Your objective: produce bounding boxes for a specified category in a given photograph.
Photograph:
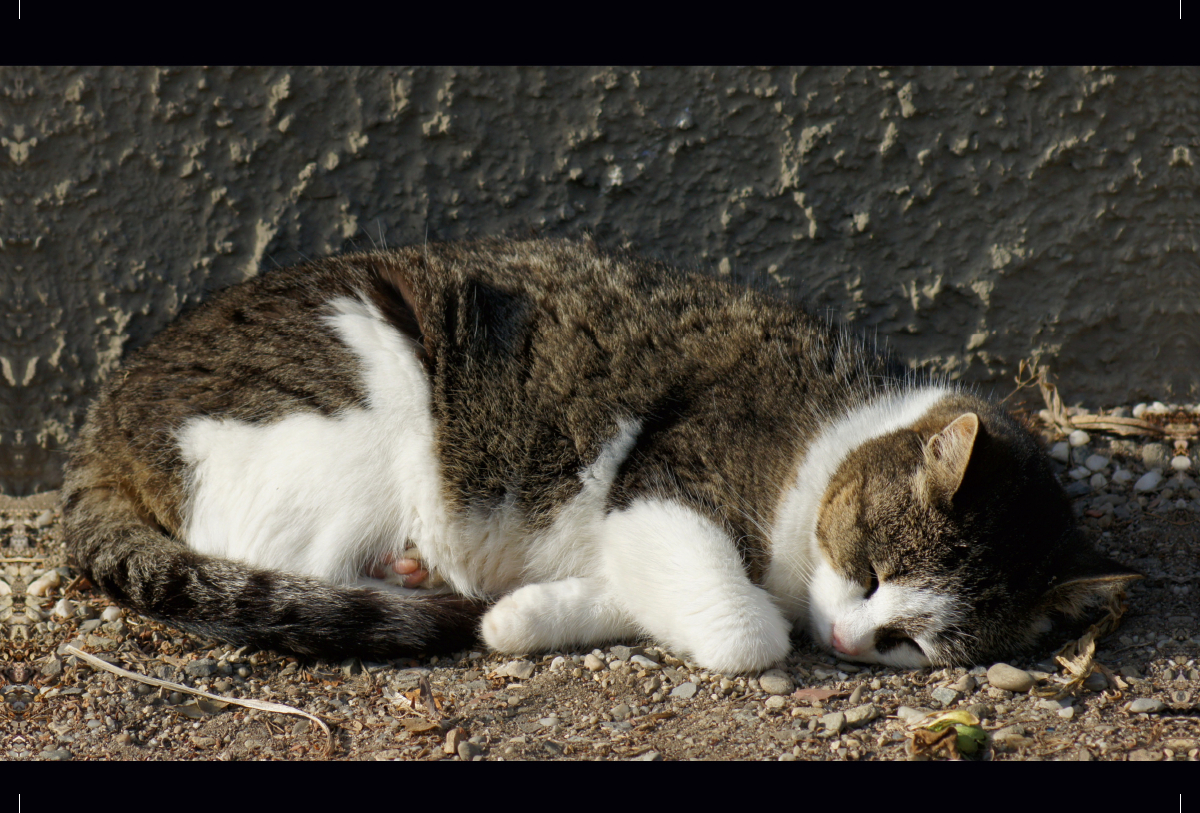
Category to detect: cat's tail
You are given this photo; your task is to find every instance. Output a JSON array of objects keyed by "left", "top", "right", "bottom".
[{"left": 61, "top": 480, "right": 488, "bottom": 661}]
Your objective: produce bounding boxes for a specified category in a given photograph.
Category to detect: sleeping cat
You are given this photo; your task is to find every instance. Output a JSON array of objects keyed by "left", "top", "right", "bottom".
[{"left": 62, "top": 238, "right": 1138, "bottom": 673}]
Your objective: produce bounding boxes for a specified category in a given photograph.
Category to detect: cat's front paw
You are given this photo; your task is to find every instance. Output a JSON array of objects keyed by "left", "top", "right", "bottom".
[
  {"left": 480, "top": 587, "right": 546, "bottom": 653},
  {"left": 678, "top": 590, "right": 792, "bottom": 674}
]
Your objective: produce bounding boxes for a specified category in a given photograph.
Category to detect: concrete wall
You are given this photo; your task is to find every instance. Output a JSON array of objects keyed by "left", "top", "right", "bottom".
[{"left": 2, "top": 66, "right": 1197, "bottom": 494}]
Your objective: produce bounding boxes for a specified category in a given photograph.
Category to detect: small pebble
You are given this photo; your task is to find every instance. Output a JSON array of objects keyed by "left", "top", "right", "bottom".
[
  {"left": 501, "top": 660, "right": 535, "bottom": 680},
  {"left": 630, "top": 654, "right": 660, "bottom": 670},
  {"left": 1049, "top": 442, "right": 1071, "bottom": 463},
  {"left": 1142, "top": 443, "right": 1168, "bottom": 468},
  {"left": 1111, "top": 469, "right": 1133, "bottom": 484},
  {"left": 100, "top": 606, "right": 123, "bottom": 623},
  {"left": 1171, "top": 456, "right": 1192, "bottom": 472},
  {"left": 1132, "top": 402, "right": 1148, "bottom": 417},
  {"left": 895, "top": 706, "right": 933, "bottom": 723},
  {"left": 1134, "top": 470, "right": 1163, "bottom": 492},
  {"left": 1084, "top": 454, "right": 1110, "bottom": 472},
  {"left": 1068, "top": 430, "right": 1090, "bottom": 447},
  {"left": 51, "top": 598, "right": 75, "bottom": 620},
  {"left": 1089, "top": 473, "right": 1108, "bottom": 489},
  {"left": 952, "top": 675, "right": 977, "bottom": 693},
  {"left": 549, "top": 656, "right": 567, "bottom": 672},
  {"left": 1083, "top": 672, "right": 1108, "bottom": 692},
  {"left": 630, "top": 750, "right": 662, "bottom": 761},
  {"left": 1057, "top": 706, "right": 1075, "bottom": 720},
  {"left": 458, "top": 741, "right": 482, "bottom": 760},
  {"left": 610, "top": 645, "right": 635, "bottom": 661},
  {"left": 26, "top": 571, "right": 61, "bottom": 598},
  {"left": 184, "top": 659, "right": 218, "bottom": 678},
  {"left": 764, "top": 695, "right": 787, "bottom": 710},
  {"left": 1068, "top": 466, "right": 1091, "bottom": 480},
  {"left": 583, "top": 654, "right": 606, "bottom": 672},
  {"left": 444, "top": 727, "right": 467, "bottom": 754},
  {"left": 987, "top": 663, "right": 1035, "bottom": 693},
  {"left": 1128, "top": 698, "right": 1166, "bottom": 714},
  {"left": 670, "top": 682, "right": 698, "bottom": 700},
  {"left": 844, "top": 704, "right": 877, "bottom": 728},
  {"left": 820, "top": 711, "right": 846, "bottom": 733},
  {"left": 930, "top": 687, "right": 960, "bottom": 706},
  {"left": 611, "top": 704, "right": 632, "bottom": 720},
  {"left": 758, "top": 669, "right": 794, "bottom": 696},
  {"left": 847, "top": 685, "right": 865, "bottom": 705}
]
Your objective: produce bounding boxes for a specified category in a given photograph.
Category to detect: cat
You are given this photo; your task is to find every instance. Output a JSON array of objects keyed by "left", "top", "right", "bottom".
[{"left": 62, "top": 237, "right": 1139, "bottom": 674}]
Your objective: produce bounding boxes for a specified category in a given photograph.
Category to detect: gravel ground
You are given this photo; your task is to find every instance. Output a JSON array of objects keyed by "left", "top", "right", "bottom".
[{"left": 2, "top": 403, "right": 1197, "bottom": 761}]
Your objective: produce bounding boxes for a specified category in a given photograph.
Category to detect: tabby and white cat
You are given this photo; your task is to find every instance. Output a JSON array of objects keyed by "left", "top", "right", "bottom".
[{"left": 63, "top": 238, "right": 1138, "bottom": 673}]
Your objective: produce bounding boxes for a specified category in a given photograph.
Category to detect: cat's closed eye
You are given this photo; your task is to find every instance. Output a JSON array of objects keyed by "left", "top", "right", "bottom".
[
  {"left": 863, "top": 564, "right": 880, "bottom": 599},
  {"left": 874, "top": 627, "right": 922, "bottom": 655}
]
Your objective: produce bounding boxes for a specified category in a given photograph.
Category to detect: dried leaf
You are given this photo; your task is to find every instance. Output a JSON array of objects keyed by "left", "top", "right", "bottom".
[
  {"left": 171, "top": 697, "right": 228, "bottom": 719},
  {"left": 791, "top": 688, "right": 847, "bottom": 702},
  {"left": 401, "top": 718, "right": 440, "bottom": 733},
  {"left": 909, "top": 726, "right": 960, "bottom": 760},
  {"left": 909, "top": 710, "right": 981, "bottom": 731}
]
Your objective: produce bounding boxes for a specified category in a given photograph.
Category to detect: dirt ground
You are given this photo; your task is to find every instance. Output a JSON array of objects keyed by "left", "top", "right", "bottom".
[{"left": 2, "top": 411, "right": 1197, "bottom": 762}]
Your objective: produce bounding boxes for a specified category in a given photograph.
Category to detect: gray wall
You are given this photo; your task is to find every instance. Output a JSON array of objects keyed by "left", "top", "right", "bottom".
[{"left": 2, "top": 66, "right": 1197, "bottom": 495}]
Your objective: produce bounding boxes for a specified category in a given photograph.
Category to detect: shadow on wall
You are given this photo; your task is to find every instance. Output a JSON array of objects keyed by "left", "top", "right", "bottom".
[{"left": 1, "top": 66, "right": 1198, "bottom": 495}]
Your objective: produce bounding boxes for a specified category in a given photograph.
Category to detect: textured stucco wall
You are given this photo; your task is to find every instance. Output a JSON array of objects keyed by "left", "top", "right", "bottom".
[{"left": 2, "top": 66, "right": 1198, "bottom": 494}]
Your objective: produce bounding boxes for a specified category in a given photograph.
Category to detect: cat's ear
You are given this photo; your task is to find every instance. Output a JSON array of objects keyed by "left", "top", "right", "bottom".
[
  {"left": 918, "top": 412, "right": 979, "bottom": 505},
  {"left": 1037, "top": 548, "right": 1142, "bottom": 618},
  {"left": 365, "top": 259, "right": 432, "bottom": 364}
]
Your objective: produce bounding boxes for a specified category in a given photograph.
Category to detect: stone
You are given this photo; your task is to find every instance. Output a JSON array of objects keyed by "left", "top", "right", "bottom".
[
  {"left": 670, "top": 682, "right": 698, "bottom": 700},
  {"left": 1082, "top": 671, "right": 1108, "bottom": 692},
  {"left": 1134, "top": 470, "right": 1162, "bottom": 492},
  {"left": 1142, "top": 443, "right": 1168, "bottom": 468},
  {"left": 895, "top": 706, "right": 933, "bottom": 723},
  {"left": 1089, "top": 473, "right": 1108, "bottom": 489},
  {"left": 1068, "top": 466, "right": 1092, "bottom": 480},
  {"left": 764, "top": 695, "right": 786, "bottom": 710},
  {"left": 758, "top": 669, "right": 794, "bottom": 696},
  {"left": 1068, "top": 430, "right": 1090, "bottom": 447},
  {"left": 539, "top": 716, "right": 560, "bottom": 727},
  {"left": 630, "top": 654, "right": 660, "bottom": 670},
  {"left": 1171, "top": 456, "right": 1192, "bottom": 472},
  {"left": 611, "top": 704, "right": 632, "bottom": 720},
  {"left": 1049, "top": 442, "right": 1071, "bottom": 463},
  {"left": 1084, "top": 454, "right": 1110, "bottom": 472},
  {"left": 583, "top": 654, "right": 606, "bottom": 671},
  {"left": 41, "top": 749, "right": 73, "bottom": 761},
  {"left": 611, "top": 645, "right": 637, "bottom": 661},
  {"left": 101, "top": 606, "right": 123, "bottom": 623},
  {"left": 1111, "top": 468, "right": 1133, "bottom": 484},
  {"left": 630, "top": 750, "right": 662, "bottom": 761},
  {"left": 549, "top": 656, "right": 567, "bottom": 671},
  {"left": 847, "top": 685, "right": 865, "bottom": 705},
  {"left": 1128, "top": 749, "right": 1162, "bottom": 761},
  {"left": 26, "top": 571, "right": 60, "bottom": 597},
  {"left": 444, "top": 727, "right": 467, "bottom": 754},
  {"left": 501, "top": 660, "right": 535, "bottom": 680},
  {"left": 964, "top": 703, "right": 994, "bottom": 720},
  {"left": 930, "top": 687, "right": 960, "bottom": 706},
  {"left": 844, "top": 704, "right": 877, "bottom": 728},
  {"left": 184, "top": 658, "right": 218, "bottom": 678},
  {"left": 1128, "top": 697, "right": 1166, "bottom": 714},
  {"left": 1057, "top": 706, "right": 1075, "bottom": 720},
  {"left": 458, "top": 741, "right": 483, "bottom": 760},
  {"left": 952, "top": 675, "right": 977, "bottom": 693},
  {"left": 51, "top": 598, "right": 75, "bottom": 620},
  {"left": 820, "top": 711, "right": 846, "bottom": 734},
  {"left": 1064, "top": 481, "right": 1091, "bottom": 498},
  {"left": 987, "top": 663, "right": 1034, "bottom": 693}
]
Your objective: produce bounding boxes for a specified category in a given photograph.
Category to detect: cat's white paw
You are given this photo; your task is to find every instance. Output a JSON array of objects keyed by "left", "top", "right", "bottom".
[
  {"left": 675, "top": 588, "right": 792, "bottom": 674},
  {"left": 481, "top": 586, "right": 549, "bottom": 653}
]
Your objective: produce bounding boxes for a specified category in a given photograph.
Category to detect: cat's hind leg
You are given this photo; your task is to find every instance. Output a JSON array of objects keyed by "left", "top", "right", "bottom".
[
  {"left": 481, "top": 577, "right": 639, "bottom": 654},
  {"left": 599, "top": 499, "right": 791, "bottom": 674}
]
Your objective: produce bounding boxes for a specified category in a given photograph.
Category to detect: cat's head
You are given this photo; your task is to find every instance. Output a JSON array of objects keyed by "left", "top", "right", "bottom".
[{"left": 806, "top": 395, "right": 1140, "bottom": 667}]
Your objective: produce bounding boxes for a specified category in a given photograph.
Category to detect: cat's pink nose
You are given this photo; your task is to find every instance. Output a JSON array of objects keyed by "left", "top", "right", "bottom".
[{"left": 831, "top": 625, "right": 859, "bottom": 656}]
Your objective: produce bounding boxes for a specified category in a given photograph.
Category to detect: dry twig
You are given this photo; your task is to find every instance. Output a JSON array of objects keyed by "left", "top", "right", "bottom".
[{"left": 64, "top": 646, "right": 334, "bottom": 754}]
